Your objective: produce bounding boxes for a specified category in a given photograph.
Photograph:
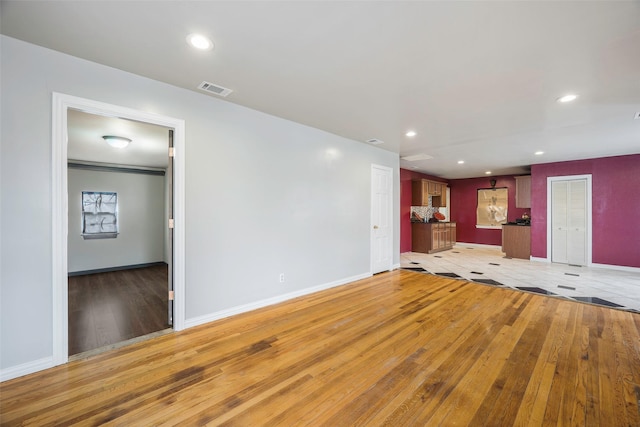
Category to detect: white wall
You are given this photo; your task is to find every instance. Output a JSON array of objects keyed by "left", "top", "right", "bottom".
[
  {"left": 67, "top": 168, "right": 166, "bottom": 273},
  {"left": 0, "top": 36, "right": 399, "bottom": 374}
]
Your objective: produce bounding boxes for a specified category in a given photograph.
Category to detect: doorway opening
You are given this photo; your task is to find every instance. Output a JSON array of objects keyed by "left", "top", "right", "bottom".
[
  {"left": 66, "top": 110, "right": 173, "bottom": 356},
  {"left": 52, "top": 93, "right": 185, "bottom": 366}
]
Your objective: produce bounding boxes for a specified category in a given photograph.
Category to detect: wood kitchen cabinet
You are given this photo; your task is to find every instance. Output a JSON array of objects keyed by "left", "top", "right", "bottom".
[
  {"left": 411, "top": 180, "right": 429, "bottom": 206},
  {"left": 412, "top": 222, "right": 456, "bottom": 254},
  {"left": 515, "top": 175, "right": 531, "bottom": 208},
  {"left": 502, "top": 224, "right": 531, "bottom": 259},
  {"left": 412, "top": 179, "right": 448, "bottom": 207},
  {"left": 428, "top": 181, "right": 442, "bottom": 196}
]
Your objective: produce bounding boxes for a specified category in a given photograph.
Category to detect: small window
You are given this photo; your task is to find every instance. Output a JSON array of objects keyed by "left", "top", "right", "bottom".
[{"left": 82, "top": 191, "right": 118, "bottom": 239}]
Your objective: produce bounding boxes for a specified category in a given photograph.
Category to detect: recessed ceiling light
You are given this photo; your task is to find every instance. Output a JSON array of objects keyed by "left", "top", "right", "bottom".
[
  {"left": 102, "top": 135, "right": 131, "bottom": 149},
  {"left": 187, "top": 33, "right": 214, "bottom": 50},
  {"left": 535, "top": 151, "right": 544, "bottom": 155},
  {"left": 457, "top": 160, "right": 465, "bottom": 164},
  {"left": 405, "top": 130, "right": 417, "bottom": 137},
  {"left": 557, "top": 94, "right": 578, "bottom": 103},
  {"left": 485, "top": 171, "right": 492, "bottom": 175}
]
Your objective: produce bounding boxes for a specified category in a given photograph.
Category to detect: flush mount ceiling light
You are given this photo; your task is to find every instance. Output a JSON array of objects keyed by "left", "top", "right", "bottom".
[
  {"left": 535, "top": 151, "right": 544, "bottom": 155},
  {"left": 102, "top": 135, "right": 131, "bottom": 149},
  {"left": 187, "top": 33, "right": 214, "bottom": 50},
  {"left": 485, "top": 171, "right": 492, "bottom": 175},
  {"left": 457, "top": 160, "right": 465, "bottom": 164},
  {"left": 405, "top": 130, "right": 417, "bottom": 137},
  {"left": 557, "top": 94, "right": 578, "bottom": 103}
]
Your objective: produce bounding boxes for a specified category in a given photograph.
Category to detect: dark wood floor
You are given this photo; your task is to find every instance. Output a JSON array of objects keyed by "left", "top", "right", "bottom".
[
  {"left": 3, "top": 270, "right": 639, "bottom": 425},
  {"left": 68, "top": 264, "right": 170, "bottom": 355}
]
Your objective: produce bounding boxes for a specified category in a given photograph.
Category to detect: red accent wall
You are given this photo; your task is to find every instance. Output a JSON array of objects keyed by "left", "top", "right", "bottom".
[
  {"left": 449, "top": 176, "right": 529, "bottom": 246},
  {"left": 530, "top": 154, "right": 640, "bottom": 268},
  {"left": 400, "top": 169, "right": 448, "bottom": 252}
]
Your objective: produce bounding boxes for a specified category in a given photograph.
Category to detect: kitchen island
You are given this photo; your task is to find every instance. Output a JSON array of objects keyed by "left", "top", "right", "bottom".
[
  {"left": 502, "top": 223, "right": 531, "bottom": 259},
  {"left": 411, "top": 222, "right": 457, "bottom": 254}
]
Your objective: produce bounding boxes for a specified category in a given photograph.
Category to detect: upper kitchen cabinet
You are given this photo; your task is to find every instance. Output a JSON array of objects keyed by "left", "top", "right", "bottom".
[
  {"left": 427, "top": 180, "right": 443, "bottom": 197},
  {"left": 412, "top": 179, "right": 448, "bottom": 207},
  {"left": 515, "top": 175, "right": 531, "bottom": 208}
]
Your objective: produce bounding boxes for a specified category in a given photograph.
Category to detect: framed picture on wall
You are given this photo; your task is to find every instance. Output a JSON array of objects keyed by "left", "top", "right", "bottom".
[
  {"left": 476, "top": 188, "right": 508, "bottom": 229},
  {"left": 81, "top": 191, "right": 118, "bottom": 239}
]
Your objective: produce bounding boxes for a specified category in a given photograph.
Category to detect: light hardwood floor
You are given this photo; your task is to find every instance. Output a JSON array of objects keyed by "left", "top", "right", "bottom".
[{"left": 1, "top": 270, "right": 639, "bottom": 426}]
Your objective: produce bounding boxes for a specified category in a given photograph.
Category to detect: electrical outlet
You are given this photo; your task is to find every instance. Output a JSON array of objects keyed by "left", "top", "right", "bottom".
[{"left": 279, "top": 273, "right": 285, "bottom": 283}]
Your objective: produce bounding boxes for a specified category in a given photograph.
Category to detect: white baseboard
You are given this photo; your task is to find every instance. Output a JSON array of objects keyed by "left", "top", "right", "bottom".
[
  {"left": 1, "top": 356, "right": 54, "bottom": 383},
  {"left": 590, "top": 263, "right": 640, "bottom": 273},
  {"left": 391, "top": 263, "right": 401, "bottom": 270},
  {"left": 530, "top": 257, "right": 638, "bottom": 272},
  {"left": 185, "top": 272, "right": 372, "bottom": 329},
  {"left": 530, "top": 256, "right": 550, "bottom": 263}
]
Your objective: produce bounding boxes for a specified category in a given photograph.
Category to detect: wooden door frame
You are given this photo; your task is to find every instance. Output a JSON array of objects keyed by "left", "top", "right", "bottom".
[
  {"left": 52, "top": 93, "right": 186, "bottom": 366},
  {"left": 546, "top": 174, "right": 592, "bottom": 266}
]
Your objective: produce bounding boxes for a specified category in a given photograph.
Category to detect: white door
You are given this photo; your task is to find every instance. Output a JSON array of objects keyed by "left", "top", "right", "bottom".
[
  {"left": 551, "top": 178, "right": 587, "bottom": 265},
  {"left": 371, "top": 165, "right": 393, "bottom": 274}
]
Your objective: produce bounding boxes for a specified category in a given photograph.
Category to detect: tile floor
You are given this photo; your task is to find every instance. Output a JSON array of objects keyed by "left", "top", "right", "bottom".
[{"left": 401, "top": 245, "right": 640, "bottom": 313}]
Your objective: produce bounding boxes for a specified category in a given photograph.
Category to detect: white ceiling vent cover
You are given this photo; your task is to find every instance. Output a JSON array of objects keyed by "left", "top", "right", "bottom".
[
  {"left": 402, "top": 153, "right": 434, "bottom": 161},
  {"left": 366, "top": 139, "right": 384, "bottom": 145},
  {"left": 198, "top": 81, "right": 233, "bottom": 97}
]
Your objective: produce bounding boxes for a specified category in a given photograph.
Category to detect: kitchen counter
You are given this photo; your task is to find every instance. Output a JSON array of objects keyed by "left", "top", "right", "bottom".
[
  {"left": 502, "top": 224, "right": 531, "bottom": 259},
  {"left": 412, "top": 222, "right": 456, "bottom": 254}
]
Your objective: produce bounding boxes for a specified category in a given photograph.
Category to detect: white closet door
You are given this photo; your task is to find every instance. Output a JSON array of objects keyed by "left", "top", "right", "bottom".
[
  {"left": 567, "top": 179, "right": 587, "bottom": 265},
  {"left": 551, "top": 179, "right": 587, "bottom": 265},
  {"left": 551, "top": 181, "right": 568, "bottom": 264}
]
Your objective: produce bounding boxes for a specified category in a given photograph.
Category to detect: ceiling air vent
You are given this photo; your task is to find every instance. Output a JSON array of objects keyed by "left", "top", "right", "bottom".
[
  {"left": 401, "top": 153, "right": 434, "bottom": 161},
  {"left": 198, "top": 81, "right": 233, "bottom": 97},
  {"left": 366, "top": 139, "right": 384, "bottom": 145}
]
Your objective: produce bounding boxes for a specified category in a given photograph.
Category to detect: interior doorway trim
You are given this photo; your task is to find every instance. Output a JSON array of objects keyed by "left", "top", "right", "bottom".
[
  {"left": 546, "top": 174, "right": 592, "bottom": 266},
  {"left": 52, "top": 93, "right": 186, "bottom": 366}
]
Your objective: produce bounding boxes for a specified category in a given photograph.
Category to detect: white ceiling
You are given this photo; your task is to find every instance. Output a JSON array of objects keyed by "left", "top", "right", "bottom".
[
  {"left": 2, "top": 1, "right": 639, "bottom": 178},
  {"left": 67, "top": 110, "right": 170, "bottom": 169}
]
